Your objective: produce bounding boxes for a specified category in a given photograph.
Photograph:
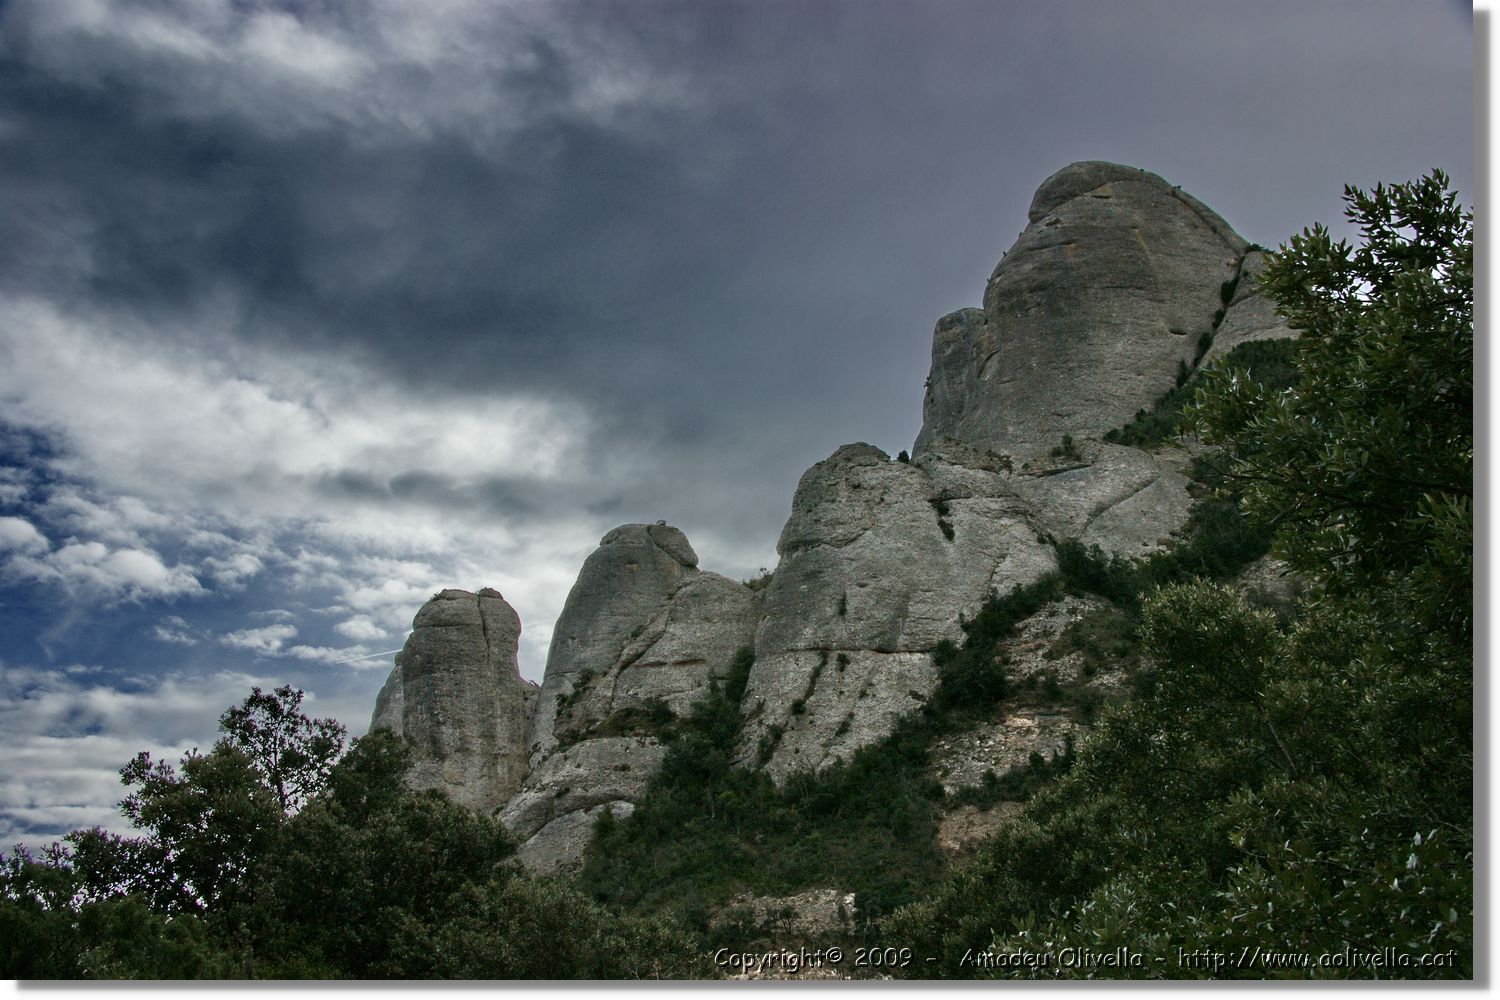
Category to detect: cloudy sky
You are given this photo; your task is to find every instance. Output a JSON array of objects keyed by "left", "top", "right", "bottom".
[{"left": 0, "top": 0, "right": 1472, "bottom": 846}]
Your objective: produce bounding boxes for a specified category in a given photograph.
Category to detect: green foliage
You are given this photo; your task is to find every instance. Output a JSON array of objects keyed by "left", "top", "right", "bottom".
[
  {"left": 945, "top": 744, "right": 1075, "bottom": 810},
  {"left": 1219, "top": 272, "right": 1241, "bottom": 305},
  {"left": 1049, "top": 433, "right": 1081, "bottom": 460},
  {"left": 218, "top": 685, "right": 347, "bottom": 814},
  {"left": 1054, "top": 498, "right": 1273, "bottom": 612},
  {"left": 1195, "top": 327, "right": 1214, "bottom": 363},
  {"left": 1, "top": 690, "right": 705, "bottom": 979},
  {"left": 930, "top": 576, "right": 1063, "bottom": 715},
  {"left": 1190, "top": 170, "right": 1471, "bottom": 651},
  {"left": 583, "top": 572, "right": 1090, "bottom": 941},
  {"left": 582, "top": 699, "right": 677, "bottom": 741},
  {"left": 1046, "top": 606, "right": 1140, "bottom": 675},
  {"left": 1104, "top": 338, "right": 1299, "bottom": 448},
  {"left": 582, "top": 646, "right": 949, "bottom": 934},
  {"left": 885, "top": 584, "right": 1471, "bottom": 979},
  {"left": 931, "top": 498, "right": 955, "bottom": 540}
]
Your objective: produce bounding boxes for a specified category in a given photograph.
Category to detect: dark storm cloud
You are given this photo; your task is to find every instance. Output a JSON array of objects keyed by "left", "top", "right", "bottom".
[
  {"left": 0, "top": 0, "right": 1473, "bottom": 569},
  {"left": 309, "top": 466, "right": 611, "bottom": 522},
  {"left": 0, "top": 0, "right": 1472, "bottom": 848},
  {"left": 0, "top": 1, "right": 1471, "bottom": 433}
]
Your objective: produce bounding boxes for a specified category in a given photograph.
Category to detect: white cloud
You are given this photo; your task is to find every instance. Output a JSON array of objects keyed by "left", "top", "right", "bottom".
[
  {"left": 0, "top": 662, "right": 273, "bottom": 846},
  {"left": 7, "top": 0, "right": 698, "bottom": 146},
  {"left": 7, "top": 539, "right": 203, "bottom": 600},
  {"left": 0, "top": 516, "right": 49, "bottom": 555},
  {"left": 41, "top": 489, "right": 173, "bottom": 548},
  {"left": 0, "top": 298, "right": 583, "bottom": 518},
  {"left": 220, "top": 623, "right": 297, "bottom": 656},
  {"left": 0, "top": 467, "right": 34, "bottom": 506},
  {"left": 285, "top": 644, "right": 397, "bottom": 669},
  {"left": 0, "top": 296, "right": 611, "bottom": 677},
  {"left": 334, "top": 615, "right": 388, "bottom": 642},
  {"left": 204, "top": 551, "right": 264, "bottom": 588},
  {"left": 150, "top": 615, "right": 197, "bottom": 646}
]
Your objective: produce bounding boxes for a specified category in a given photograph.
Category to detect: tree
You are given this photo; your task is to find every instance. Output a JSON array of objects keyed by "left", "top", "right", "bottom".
[
  {"left": 1189, "top": 170, "right": 1472, "bottom": 649},
  {"left": 2, "top": 691, "right": 715, "bottom": 979},
  {"left": 218, "top": 685, "right": 347, "bottom": 814}
]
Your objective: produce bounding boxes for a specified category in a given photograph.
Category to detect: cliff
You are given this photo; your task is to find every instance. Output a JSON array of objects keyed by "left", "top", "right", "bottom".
[{"left": 369, "top": 160, "right": 1294, "bottom": 873}]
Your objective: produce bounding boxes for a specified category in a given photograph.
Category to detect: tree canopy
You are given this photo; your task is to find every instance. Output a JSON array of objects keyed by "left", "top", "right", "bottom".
[
  {"left": 0, "top": 688, "right": 709, "bottom": 979},
  {"left": 1189, "top": 170, "right": 1472, "bottom": 650}
]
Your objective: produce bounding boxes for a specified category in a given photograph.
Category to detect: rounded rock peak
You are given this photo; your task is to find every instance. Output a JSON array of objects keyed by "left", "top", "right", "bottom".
[
  {"left": 826, "top": 442, "right": 891, "bottom": 465},
  {"left": 1026, "top": 160, "right": 1165, "bottom": 224},
  {"left": 599, "top": 522, "right": 699, "bottom": 568},
  {"left": 432, "top": 588, "right": 476, "bottom": 601}
]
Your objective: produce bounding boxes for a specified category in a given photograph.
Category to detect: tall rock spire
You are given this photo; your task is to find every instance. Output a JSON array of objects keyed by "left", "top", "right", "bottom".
[{"left": 370, "top": 587, "right": 531, "bottom": 814}]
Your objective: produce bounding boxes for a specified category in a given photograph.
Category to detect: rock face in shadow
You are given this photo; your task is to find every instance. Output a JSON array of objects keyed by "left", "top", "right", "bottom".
[
  {"left": 915, "top": 161, "right": 1248, "bottom": 464},
  {"left": 500, "top": 522, "right": 761, "bottom": 873},
  {"left": 369, "top": 588, "right": 532, "bottom": 815},
  {"left": 1201, "top": 250, "right": 1296, "bottom": 365}
]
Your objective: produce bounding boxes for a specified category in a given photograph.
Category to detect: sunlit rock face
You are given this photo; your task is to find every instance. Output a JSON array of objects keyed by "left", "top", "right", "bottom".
[
  {"left": 737, "top": 442, "right": 1056, "bottom": 781},
  {"left": 915, "top": 160, "right": 1248, "bottom": 465},
  {"left": 501, "top": 522, "right": 760, "bottom": 873},
  {"left": 370, "top": 161, "right": 1299, "bottom": 843},
  {"left": 370, "top": 587, "right": 532, "bottom": 814}
]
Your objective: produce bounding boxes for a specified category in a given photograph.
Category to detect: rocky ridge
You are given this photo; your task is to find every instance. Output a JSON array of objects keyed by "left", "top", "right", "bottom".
[{"left": 369, "top": 160, "right": 1293, "bottom": 873}]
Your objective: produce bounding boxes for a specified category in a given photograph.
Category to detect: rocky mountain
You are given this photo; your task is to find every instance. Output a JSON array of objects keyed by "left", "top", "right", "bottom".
[{"left": 369, "top": 160, "right": 1294, "bottom": 874}]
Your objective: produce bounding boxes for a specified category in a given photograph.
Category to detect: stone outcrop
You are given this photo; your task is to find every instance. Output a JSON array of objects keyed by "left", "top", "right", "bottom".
[
  {"left": 366, "top": 160, "right": 1298, "bottom": 875},
  {"left": 915, "top": 161, "right": 1248, "bottom": 464},
  {"left": 529, "top": 523, "right": 711, "bottom": 760},
  {"left": 499, "top": 737, "right": 666, "bottom": 875},
  {"left": 736, "top": 442, "right": 1055, "bottom": 780},
  {"left": 369, "top": 588, "right": 531, "bottom": 814},
  {"left": 1011, "top": 441, "right": 1195, "bottom": 557},
  {"left": 1201, "top": 250, "right": 1296, "bottom": 365},
  {"left": 501, "top": 522, "right": 761, "bottom": 871}
]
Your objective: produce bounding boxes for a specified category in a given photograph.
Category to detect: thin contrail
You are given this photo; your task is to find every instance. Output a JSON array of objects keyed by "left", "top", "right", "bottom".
[{"left": 335, "top": 648, "right": 403, "bottom": 664}]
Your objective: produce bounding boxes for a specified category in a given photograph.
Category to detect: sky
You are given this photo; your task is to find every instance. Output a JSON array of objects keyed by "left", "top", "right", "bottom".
[{"left": 0, "top": 0, "right": 1473, "bottom": 847}]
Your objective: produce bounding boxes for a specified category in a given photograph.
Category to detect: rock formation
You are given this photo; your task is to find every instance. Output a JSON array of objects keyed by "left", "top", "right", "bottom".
[
  {"left": 369, "top": 160, "right": 1295, "bottom": 873},
  {"left": 370, "top": 588, "right": 533, "bottom": 814},
  {"left": 1201, "top": 250, "right": 1296, "bottom": 365},
  {"left": 497, "top": 522, "right": 761, "bottom": 873},
  {"left": 915, "top": 161, "right": 1247, "bottom": 463},
  {"left": 735, "top": 442, "right": 1054, "bottom": 780}
]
